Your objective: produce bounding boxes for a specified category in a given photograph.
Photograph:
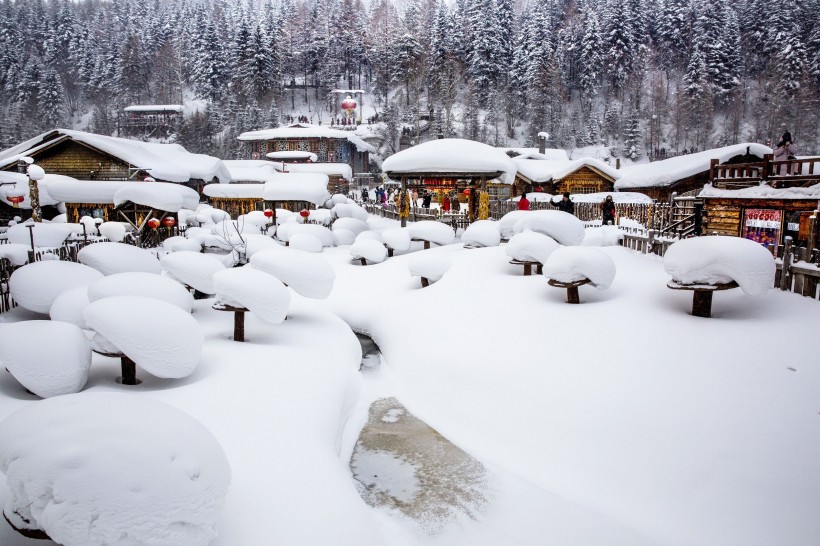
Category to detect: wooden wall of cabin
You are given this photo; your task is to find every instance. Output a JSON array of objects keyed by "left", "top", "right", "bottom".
[
  {"left": 248, "top": 138, "right": 368, "bottom": 174},
  {"left": 8, "top": 141, "right": 131, "bottom": 180},
  {"left": 208, "top": 197, "right": 263, "bottom": 219},
  {"left": 65, "top": 203, "right": 115, "bottom": 223},
  {"left": 555, "top": 167, "right": 615, "bottom": 194},
  {"left": 703, "top": 198, "right": 820, "bottom": 239}
]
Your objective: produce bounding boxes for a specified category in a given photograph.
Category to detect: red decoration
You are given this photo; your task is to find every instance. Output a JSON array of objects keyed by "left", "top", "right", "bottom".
[
  {"left": 341, "top": 97, "right": 357, "bottom": 111},
  {"left": 161, "top": 217, "right": 176, "bottom": 227},
  {"left": 299, "top": 209, "right": 310, "bottom": 218},
  {"left": 147, "top": 218, "right": 161, "bottom": 229},
  {"left": 463, "top": 188, "right": 471, "bottom": 195},
  {"left": 264, "top": 209, "right": 273, "bottom": 218},
  {"left": 6, "top": 195, "right": 24, "bottom": 205}
]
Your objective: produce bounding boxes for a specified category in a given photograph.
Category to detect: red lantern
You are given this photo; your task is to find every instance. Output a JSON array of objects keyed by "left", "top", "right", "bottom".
[
  {"left": 341, "top": 97, "right": 357, "bottom": 111},
  {"left": 463, "top": 188, "right": 471, "bottom": 195},
  {"left": 299, "top": 209, "right": 310, "bottom": 218},
  {"left": 263, "top": 209, "right": 273, "bottom": 218},
  {"left": 147, "top": 218, "right": 160, "bottom": 229},
  {"left": 6, "top": 195, "right": 25, "bottom": 205},
  {"left": 161, "top": 217, "right": 175, "bottom": 228}
]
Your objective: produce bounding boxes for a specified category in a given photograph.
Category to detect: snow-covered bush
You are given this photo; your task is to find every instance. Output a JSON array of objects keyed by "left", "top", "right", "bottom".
[
  {"left": 88, "top": 272, "right": 194, "bottom": 313},
  {"left": 663, "top": 236, "right": 775, "bottom": 295},
  {"left": 505, "top": 231, "right": 560, "bottom": 265},
  {"left": 582, "top": 225, "right": 624, "bottom": 247},
  {"left": 289, "top": 232, "right": 323, "bottom": 253},
  {"left": 543, "top": 247, "right": 616, "bottom": 289},
  {"left": 462, "top": 220, "right": 501, "bottom": 247},
  {"left": 250, "top": 248, "right": 335, "bottom": 299},
  {"left": 161, "top": 251, "right": 226, "bottom": 295},
  {"left": 10, "top": 261, "right": 103, "bottom": 314},
  {"left": 78, "top": 242, "right": 162, "bottom": 275},
  {"left": 512, "top": 211, "right": 585, "bottom": 246},
  {"left": 0, "top": 321, "right": 91, "bottom": 398},
  {"left": 350, "top": 239, "right": 387, "bottom": 265},
  {"left": 408, "top": 221, "right": 455, "bottom": 246},
  {"left": 408, "top": 253, "right": 452, "bottom": 286},
  {"left": 49, "top": 287, "right": 91, "bottom": 329},
  {"left": 0, "top": 392, "right": 231, "bottom": 546},
  {"left": 212, "top": 266, "right": 290, "bottom": 324}
]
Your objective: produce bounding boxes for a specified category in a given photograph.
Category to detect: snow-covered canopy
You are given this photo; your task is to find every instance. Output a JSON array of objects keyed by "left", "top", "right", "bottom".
[
  {"left": 616, "top": 144, "right": 772, "bottom": 189},
  {"left": 462, "top": 220, "right": 501, "bottom": 247},
  {"left": 0, "top": 321, "right": 91, "bottom": 398},
  {"left": 407, "top": 220, "right": 456, "bottom": 245},
  {"left": 663, "top": 236, "right": 775, "bottom": 295},
  {"left": 271, "top": 162, "right": 354, "bottom": 181},
  {"left": 513, "top": 157, "right": 621, "bottom": 184},
  {"left": 543, "top": 247, "right": 617, "bottom": 289},
  {"left": 263, "top": 174, "right": 331, "bottom": 205},
  {"left": 222, "top": 160, "right": 279, "bottom": 184},
  {"left": 204, "top": 183, "right": 265, "bottom": 199},
  {"left": 0, "top": 392, "right": 231, "bottom": 545},
  {"left": 408, "top": 253, "right": 452, "bottom": 283},
  {"left": 84, "top": 296, "right": 203, "bottom": 377},
  {"left": 123, "top": 104, "right": 183, "bottom": 113},
  {"left": 161, "top": 251, "right": 226, "bottom": 294},
  {"left": 0, "top": 171, "right": 63, "bottom": 208},
  {"left": 383, "top": 139, "right": 518, "bottom": 184},
  {"left": 251, "top": 247, "right": 335, "bottom": 299},
  {"left": 9, "top": 261, "right": 103, "bottom": 313},
  {"left": 571, "top": 191, "right": 653, "bottom": 204},
  {"left": 505, "top": 231, "right": 560, "bottom": 264},
  {"left": 498, "top": 210, "right": 531, "bottom": 240},
  {"left": 289, "top": 233, "right": 323, "bottom": 253},
  {"left": 238, "top": 123, "right": 376, "bottom": 154},
  {"left": 78, "top": 242, "right": 162, "bottom": 275},
  {"left": 265, "top": 151, "right": 318, "bottom": 162},
  {"left": 350, "top": 239, "right": 387, "bottom": 263},
  {"left": 382, "top": 228, "right": 411, "bottom": 252},
  {"left": 698, "top": 183, "right": 820, "bottom": 200},
  {"left": 88, "top": 272, "right": 194, "bottom": 313},
  {"left": 332, "top": 202, "right": 369, "bottom": 221},
  {"left": 49, "top": 287, "right": 91, "bottom": 329},
  {"left": 333, "top": 217, "right": 369, "bottom": 235},
  {"left": 213, "top": 266, "right": 291, "bottom": 324},
  {"left": 0, "top": 129, "right": 230, "bottom": 183},
  {"left": 113, "top": 182, "right": 200, "bottom": 212},
  {"left": 512, "top": 210, "right": 586, "bottom": 246},
  {"left": 6, "top": 222, "right": 73, "bottom": 247},
  {"left": 0, "top": 244, "right": 30, "bottom": 266}
]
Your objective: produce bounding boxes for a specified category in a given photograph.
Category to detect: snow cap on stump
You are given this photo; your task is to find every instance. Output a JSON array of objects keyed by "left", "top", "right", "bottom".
[
  {"left": 462, "top": 220, "right": 501, "bottom": 247},
  {"left": 408, "top": 253, "right": 452, "bottom": 283},
  {"left": 350, "top": 239, "right": 387, "bottom": 264},
  {"left": 408, "top": 221, "right": 456, "bottom": 246},
  {"left": 512, "top": 210, "right": 585, "bottom": 246},
  {"left": 543, "top": 247, "right": 616, "bottom": 289},
  {"left": 506, "top": 231, "right": 560, "bottom": 264},
  {"left": 10, "top": 261, "right": 103, "bottom": 314},
  {"left": 251, "top": 248, "right": 335, "bottom": 299},
  {"left": 160, "top": 251, "right": 226, "bottom": 295},
  {"left": 78, "top": 242, "right": 162, "bottom": 276},
  {"left": 212, "top": 266, "right": 290, "bottom": 324},
  {"left": 87, "top": 272, "right": 194, "bottom": 313}
]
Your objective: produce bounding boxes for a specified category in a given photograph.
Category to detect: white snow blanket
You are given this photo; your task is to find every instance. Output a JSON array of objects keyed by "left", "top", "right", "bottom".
[
  {"left": 497, "top": 210, "right": 531, "bottom": 240},
  {"left": 0, "top": 321, "right": 90, "bottom": 398},
  {"left": 84, "top": 296, "right": 203, "bottom": 378},
  {"left": 98, "top": 222, "right": 127, "bottom": 243},
  {"left": 408, "top": 221, "right": 455, "bottom": 246},
  {"left": 462, "top": 220, "right": 501, "bottom": 247},
  {"left": 160, "top": 251, "right": 226, "bottom": 294},
  {"left": 583, "top": 225, "right": 625, "bottom": 247},
  {"left": 383, "top": 139, "right": 517, "bottom": 184},
  {"left": 543, "top": 246, "right": 616, "bottom": 289},
  {"left": 333, "top": 217, "right": 368, "bottom": 235},
  {"left": 0, "top": 392, "right": 230, "bottom": 545},
  {"left": 78, "top": 242, "right": 162, "bottom": 275},
  {"left": 350, "top": 239, "right": 387, "bottom": 263},
  {"left": 505, "top": 231, "right": 560, "bottom": 264},
  {"left": 113, "top": 183, "right": 199, "bottom": 212},
  {"left": 382, "top": 228, "right": 411, "bottom": 252},
  {"left": 263, "top": 174, "right": 331, "bottom": 205},
  {"left": 308, "top": 208, "right": 333, "bottom": 226},
  {"left": 699, "top": 183, "right": 820, "bottom": 200},
  {"left": 663, "top": 236, "right": 775, "bottom": 295},
  {"left": 512, "top": 210, "right": 586, "bottom": 246},
  {"left": 0, "top": 244, "right": 30, "bottom": 266},
  {"left": 9, "top": 261, "right": 103, "bottom": 314},
  {"left": 204, "top": 183, "right": 265, "bottom": 198},
  {"left": 251, "top": 248, "right": 335, "bottom": 299},
  {"left": 332, "top": 203, "right": 369, "bottom": 221},
  {"left": 88, "top": 272, "right": 194, "bottom": 313},
  {"left": 42, "top": 179, "right": 129, "bottom": 205},
  {"left": 277, "top": 223, "right": 334, "bottom": 247},
  {"left": 408, "top": 253, "right": 452, "bottom": 283},
  {"left": 0, "top": 171, "right": 62, "bottom": 208},
  {"left": 5, "top": 222, "right": 72, "bottom": 248},
  {"left": 49, "top": 287, "right": 91, "bottom": 329},
  {"left": 213, "top": 266, "right": 290, "bottom": 324}
]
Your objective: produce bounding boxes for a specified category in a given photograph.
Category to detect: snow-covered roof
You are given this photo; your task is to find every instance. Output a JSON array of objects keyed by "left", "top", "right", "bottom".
[
  {"left": 698, "top": 183, "right": 820, "bottom": 200},
  {"left": 113, "top": 182, "right": 200, "bottom": 212},
  {"left": 262, "top": 174, "right": 331, "bottom": 205},
  {"left": 237, "top": 124, "right": 376, "bottom": 154},
  {"left": 223, "top": 160, "right": 279, "bottom": 183},
  {"left": 204, "top": 183, "right": 265, "bottom": 199},
  {"left": 571, "top": 191, "right": 653, "bottom": 204},
  {"left": 271, "top": 162, "right": 353, "bottom": 181},
  {"left": 502, "top": 147, "right": 569, "bottom": 161},
  {"left": 0, "top": 129, "right": 230, "bottom": 184},
  {"left": 123, "top": 105, "right": 183, "bottom": 113},
  {"left": 615, "top": 144, "right": 772, "bottom": 189},
  {"left": 0, "top": 171, "right": 65, "bottom": 208},
  {"left": 513, "top": 157, "right": 621, "bottom": 184},
  {"left": 266, "top": 151, "right": 318, "bottom": 162},
  {"left": 45, "top": 179, "right": 131, "bottom": 204},
  {"left": 383, "top": 139, "right": 517, "bottom": 184}
]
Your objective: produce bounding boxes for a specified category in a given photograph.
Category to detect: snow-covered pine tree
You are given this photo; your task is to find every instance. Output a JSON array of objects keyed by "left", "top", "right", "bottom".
[
  {"left": 579, "top": 7, "right": 603, "bottom": 103},
  {"left": 38, "top": 67, "right": 66, "bottom": 130},
  {"left": 622, "top": 112, "right": 641, "bottom": 159}
]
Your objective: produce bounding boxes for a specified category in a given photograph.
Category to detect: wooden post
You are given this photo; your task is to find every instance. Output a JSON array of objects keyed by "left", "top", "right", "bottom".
[
  {"left": 566, "top": 285, "right": 580, "bottom": 304},
  {"left": 423, "top": 240, "right": 430, "bottom": 250},
  {"left": 387, "top": 248, "right": 394, "bottom": 257},
  {"left": 120, "top": 355, "right": 139, "bottom": 385},
  {"left": 762, "top": 154, "right": 772, "bottom": 181},
  {"left": 709, "top": 158, "right": 718, "bottom": 183},
  {"left": 692, "top": 290, "right": 713, "bottom": 318},
  {"left": 359, "top": 257, "right": 367, "bottom": 266},
  {"left": 420, "top": 277, "right": 429, "bottom": 287},
  {"left": 807, "top": 212, "right": 818, "bottom": 264},
  {"left": 234, "top": 309, "right": 245, "bottom": 342},
  {"left": 400, "top": 177, "right": 407, "bottom": 228},
  {"left": 523, "top": 263, "right": 532, "bottom": 276},
  {"left": 780, "top": 236, "right": 793, "bottom": 291}
]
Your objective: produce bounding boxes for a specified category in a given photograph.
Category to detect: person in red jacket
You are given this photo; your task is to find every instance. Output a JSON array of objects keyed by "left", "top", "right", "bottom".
[
  {"left": 442, "top": 193, "right": 451, "bottom": 213},
  {"left": 517, "top": 191, "right": 530, "bottom": 211}
]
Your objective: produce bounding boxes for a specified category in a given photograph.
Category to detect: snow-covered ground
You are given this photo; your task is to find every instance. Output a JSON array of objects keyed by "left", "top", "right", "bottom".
[{"left": 0, "top": 229, "right": 819, "bottom": 545}]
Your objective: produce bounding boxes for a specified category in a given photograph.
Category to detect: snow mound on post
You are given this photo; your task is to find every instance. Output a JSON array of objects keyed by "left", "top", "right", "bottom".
[
  {"left": 512, "top": 210, "right": 585, "bottom": 246},
  {"left": 98, "top": 222, "right": 127, "bottom": 242},
  {"left": 663, "top": 236, "right": 775, "bottom": 295},
  {"left": 289, "top": 233, "right": 323, "bottom": 253},
  {"left": 350, "top": 239, "right": 387, "bottom": 264},
  {"left": 505, "top": 231, "right": 560, "bottom": 264},
  {"left": 162, "top": 235, "right": 202, "bottom": 252},
  {"left": 161, "top": 251, "right": 226, "bottom": 295},
  {"left": 408, "top": 221, "right": 455, "bottom": 245},
  {"left": 78, "top": 242, "right": 162, "bottom": 275},
  {"left": 0, "top": 392, "right": 231, "bottom": 546},
  {"left": 0, "top": 321, "right": 90, "bottom": 398},
  {"left": 382, "top": 228, "right": 411, "bottom": 252},
  {"left": 238, "top": 234, "right": 283, "bottom": 259},
  {"left": 88, "top": 272, "right": 194, "bottom": 313},
  {"left": 0, "top": 243, "right": 30, "bottom": 266},
  {"left": 355, "top": 231, "right": 383, "bottom": 244},
  {"left": 462, "top": 220, "right": 501, "bottom": 247},
  {"left": 331, "top": 193, "right": 349, "bottom": 205},
  {"left": 213, "top": 266, "right": 290, "bottom": 324},
  {"left": 277, "top": 223, "right": 334, "bottom": 246},
  {"left": 408, "top": 253, "right": 452, "bottom": 283},
  {"left": 251, "top": 248, "right": 335, "bottom": 299},
  {"left": 49, "top": 287, "right": 91, "bottom": 329},
  {"left": 498, "top": 210, "right": 532, "bottom": 240},
  {"left": 10, "top": 261, "right": 103, "bottom": 314},
  {"left": 333, "top": 229, "right": 356, "bottom": 246},
  {"left": 332, "top": 203, "right": 369, "bottom": 221},
  {"left": 543, "top": 247, "right": 616, "bottom": 289},
  {"left": 84, "top": 296, "right": 203, "bottom": 378},
  {"left": 583, "top": 225, "right": 624, "bottom": 247},
  {"left": 6, "top": 222, "right": 72, "bottom": 247},
  {"left": 333, "top": 217, "right": 369, "bottom": 235}
]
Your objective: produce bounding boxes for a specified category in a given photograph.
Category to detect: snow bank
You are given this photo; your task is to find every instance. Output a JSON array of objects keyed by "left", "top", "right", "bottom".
[
  {"left": 543, "top": 247, "right": 616, "bottom": 289},
  {"left": 350, "top": 239, "right": 387, "bottom": 264},
  {"left": 9, "top": 261, "right": 103, "bottom": 313},
  {"left": 498, "top": 210, "right": 532, "bottom": 239},
  {"left": 251, "top": 248, "right": 335, "bottom": 299},
  {"left": 88, "top": 272, "right": 194, "bottom": 313},
  {"left": 289, "top": 233, "right": 323, "bottom": 253},
  {"left": 277, "top": 223, "right": 334, "bottom": 246},
  {"left": 213, "top": 266, "right": 290, "bottom": 324},
  {"left": 6, "top": 222, "right": 72, "bottom": 248},
  {"left": 462, "top": 220, "right": 501, "bottom": 247},
  {"left": 505, "top": 231, "right": 560, "bottom": 264},
  {"left": 663, "top": 236, "right": 775, "bottom": 295},
  {"left": 408, "top": 253, "right": 452, "bottom": 283},
  {"left": 84, "top": 296, "right": 203, "bottom": 378},
  {"left": 49, "top": 287, "right": 91, "bottom": 329},
  {"left": 382, "top": 228, "right": 411, "bottom": 252},
  {"left": 333, "top": 217, "right": 368, "bottom": 235},
  {"left": 383, "top": 139, "right": 517, "bottom": 184},
  {"left": 0, "top": 244, "right": 30, "bottom": 266},
  {"left": 0, "top": 321, "right": 90, "bottom": 397},
  {"left": 160, "top": 251, "right": 226, "bottom": 294},
  {"left": 78, "top": 242, "right": 161, "bottom": 275},
  {"left": 408, "top": 221, "right": 455, "bottom": 245},
  {"left": 583, "top": 225, "right": 625, "bottom": 247},
  {"left": 0, "top": 392, "right": 230, "bottom": 545},
  {"left": 513, "top": 210, "right": 586, "bottom": 246}
]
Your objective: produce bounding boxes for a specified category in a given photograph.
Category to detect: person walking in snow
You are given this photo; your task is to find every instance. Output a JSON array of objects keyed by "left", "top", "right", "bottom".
[
  {"left": 601, "top": 195, "right": 616, "bottom": 225},
  {"left": 442, "top": 194, "right": 451, "bottom": 213},
  {"left": 517, "top": 191, "right": 530, "bottom": 211},
  {"left": 774, "top": 131, "right": 798, "bottom": 174},
  {"left": 451, "top": 192, "right": 460, "bottom": 212},
  {"left": 553, "top": 192, "right": 575, "bottom": 215}
]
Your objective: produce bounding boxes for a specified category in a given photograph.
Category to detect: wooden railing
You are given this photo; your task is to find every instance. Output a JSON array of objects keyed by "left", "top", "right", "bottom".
[{"left": 710, "top": 155, "right": 820, "bottom": 188}]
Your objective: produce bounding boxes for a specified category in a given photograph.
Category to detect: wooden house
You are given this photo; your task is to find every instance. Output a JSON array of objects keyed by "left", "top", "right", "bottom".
[
  {"left": 203, "top": 174, "right": 331, "bottom": 222},
  {"left": 118, "top": 105, "right": 183, "bottom": 139},
  {"left": 238, "top": 124, "right": 374, "bottom": 176},
  {"left": 511, "top": 154, "right": 620, "bottom": 196}
]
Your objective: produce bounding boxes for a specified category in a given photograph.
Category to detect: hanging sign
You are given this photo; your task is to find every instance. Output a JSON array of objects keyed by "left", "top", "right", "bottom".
[{"left": 742, "top": 209, "right": 782, "bottom": 246}]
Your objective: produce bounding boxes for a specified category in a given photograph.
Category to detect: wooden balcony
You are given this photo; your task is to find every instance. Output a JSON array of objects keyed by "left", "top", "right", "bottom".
[{"left": 710, "top": 155, "right": 820, "bottom": 189}]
